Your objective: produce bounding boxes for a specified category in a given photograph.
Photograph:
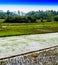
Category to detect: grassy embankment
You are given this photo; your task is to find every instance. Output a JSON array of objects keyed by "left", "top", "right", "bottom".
[{"left": 0, "top": 19, "right": 58, "bottom": 37}]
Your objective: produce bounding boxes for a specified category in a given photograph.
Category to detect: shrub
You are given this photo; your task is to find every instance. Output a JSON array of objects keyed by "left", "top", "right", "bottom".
[{"left": 54, "top": 15, "right": 58, "bottom": 21}]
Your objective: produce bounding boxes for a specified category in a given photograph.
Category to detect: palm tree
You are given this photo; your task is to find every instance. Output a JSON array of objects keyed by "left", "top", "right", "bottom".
[
  {"left": 18, "top": 10, "right": 20, "bottom": 16},
  {"left": 7, "top": 10, "right": 10, "bottom": 18}
]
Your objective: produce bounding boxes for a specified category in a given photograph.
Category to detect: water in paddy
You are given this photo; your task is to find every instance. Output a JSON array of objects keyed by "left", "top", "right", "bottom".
[{"left": 0, "top": 33, "right": 58, "bottom": 58}]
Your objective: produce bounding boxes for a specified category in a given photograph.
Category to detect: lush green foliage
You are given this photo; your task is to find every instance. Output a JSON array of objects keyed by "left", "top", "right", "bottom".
[
  {"left": 54, "top": 15, "right": 58, "bottom": 21},
  {"left": 0, "top": 10, "right": 58, "bottom": 23},
  {"left": 0, "top": 10, "right": 17, "bottom": 19},
  {"left": 4, "top": 16, "right": 36, "bottom": 23},
  {"left": 26, "top": 10, "right": 58, "bottom": 21}
]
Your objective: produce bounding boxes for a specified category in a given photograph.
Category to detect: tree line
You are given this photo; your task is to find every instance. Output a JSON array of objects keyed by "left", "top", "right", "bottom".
[{"left": 0, "top": 10, "right": 58, "bottom": 23}]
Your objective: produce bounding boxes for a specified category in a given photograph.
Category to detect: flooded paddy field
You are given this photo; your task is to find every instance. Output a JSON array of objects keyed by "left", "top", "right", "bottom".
[{"left": 0, "top": 33, "right": 58, "bottom": 58}]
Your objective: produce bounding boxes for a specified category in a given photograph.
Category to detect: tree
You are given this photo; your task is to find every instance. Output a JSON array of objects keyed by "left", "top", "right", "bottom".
[
  {"left": 7, "top": 10, "right": 10, "bottom": 18},
  {"left": 18, "top": 10, "right": 20, "bottom": 16}
]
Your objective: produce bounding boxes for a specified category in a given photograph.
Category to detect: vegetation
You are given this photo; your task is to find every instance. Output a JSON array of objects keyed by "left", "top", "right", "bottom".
[
  {"left": 0, "top": 10, "right": 58, "bottom": 36},
  {"left": 0, "top": 10, "right": 58, "bottom": 23},
  {"left": 54, "top": 15, "right": 58, "bottom": 21},
  {"left": 0, "top": 22, "right": 58, "bottom": 37},
  {"left": 4, "top": 16, "right": 36, "bottom": 23}
]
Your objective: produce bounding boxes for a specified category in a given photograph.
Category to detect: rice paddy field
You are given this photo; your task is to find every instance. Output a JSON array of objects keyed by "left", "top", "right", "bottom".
[
  {"left": 0, "top": 33, "right": 58, "bottom": 58},
  {"left": 0, "top": 22, "right": 58, "bottom": 37},
  {"left": 0, "top": 20, "right": 58, "bottom": 58}
]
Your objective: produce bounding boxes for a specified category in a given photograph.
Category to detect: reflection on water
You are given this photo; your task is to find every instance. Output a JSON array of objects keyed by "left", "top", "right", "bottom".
[{"left": 0, "top": 33, "right": 58, "bottom": 58}]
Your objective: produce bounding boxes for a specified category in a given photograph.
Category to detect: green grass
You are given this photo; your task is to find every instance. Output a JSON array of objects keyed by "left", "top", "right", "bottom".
[{"left": 0, "top": 22, "right": 58, "bottom": 37}]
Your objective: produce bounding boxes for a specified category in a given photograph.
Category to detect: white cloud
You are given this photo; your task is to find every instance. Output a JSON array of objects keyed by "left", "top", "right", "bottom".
[{"left": 0, "top": 5, "right": 58, "bottom": 13}]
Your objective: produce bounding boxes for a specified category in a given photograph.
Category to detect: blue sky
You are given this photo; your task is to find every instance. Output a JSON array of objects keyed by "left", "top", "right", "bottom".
[
  {"left": 0, "top": 0, "right": 58, "bottom": 12},
  {"left": 0, "top": 0, "right": 58, "bottom": 5}
]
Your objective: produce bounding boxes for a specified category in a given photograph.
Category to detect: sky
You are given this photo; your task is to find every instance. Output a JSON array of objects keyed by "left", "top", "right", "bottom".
[{"left": 0, "top": 0, "right": 58, "bottom": 12}]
